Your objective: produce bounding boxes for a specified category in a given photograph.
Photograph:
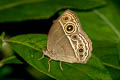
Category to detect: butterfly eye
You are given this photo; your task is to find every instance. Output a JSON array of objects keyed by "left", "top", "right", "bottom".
[{"left": 65, "top": 24, "right": 75, "bottom": 34}]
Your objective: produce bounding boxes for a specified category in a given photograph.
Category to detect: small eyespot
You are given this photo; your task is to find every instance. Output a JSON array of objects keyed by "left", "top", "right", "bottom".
[
  {"left": 80, "top": 55, "right": 83, "bottom": 57},
  {"left": 80, "top": 44, "right": 82, "bottom": 46},
  {"left": 71, "top": 34, "right": 78, "bottom": 41},
  {"left": 79, "top": 49, "right": 84, "bottom": 52},
  {"left": 80, "top": 54, "right": 84, "bottom": 60},
  {"left": 77, "top": 47, "right": 85, "bottom": 59},
  {"left": 62, "top": 16, "right": 70, "bottom": 22},
  {"left": 65, "top": 24, "right": 75, "bottom": 34},
  {"left": 77, "top": 48, "right": 84, "bottom": 56},
  {"left": 79, "top": 44, "right": 83, "bottom": 47},
  {"left": 64, "top": 17, "right": 69, "bottom": 20}
]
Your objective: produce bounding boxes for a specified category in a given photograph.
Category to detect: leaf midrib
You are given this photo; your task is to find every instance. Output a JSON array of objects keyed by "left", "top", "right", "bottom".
[{"left": 8, "top": 40, "right": 40, "bottom": 51}]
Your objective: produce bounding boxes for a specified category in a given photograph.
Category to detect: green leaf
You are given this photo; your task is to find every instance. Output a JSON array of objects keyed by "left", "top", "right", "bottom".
[
  {"left": 0, "top": 32, "right": 4, "bottom": 49},
  {"left": 8, "top": 34, "right": 112, "bottom": 80},
  {"left": 0, "top": 0, "right": 106, "bottom": 22},
  {"left": 26, "top": 66, "right": 54, "bottom": 80},
  {"left": 0, "top": 0, "right": 119, "bottom": 79},
  {"left": 105, "top": 66, "right": 120, "bottom": 80},
  {"left": 0, "top": 56, "right": 23, "bottom": 67},
  {"left": 0, "top": 33, "right": 23, "bottom": 65},
  {"left": 74, "top": 0, "right": 120, "bottom": 79},
  {"left": 0, "top": 37, "right": 2, "bottom": 50}
]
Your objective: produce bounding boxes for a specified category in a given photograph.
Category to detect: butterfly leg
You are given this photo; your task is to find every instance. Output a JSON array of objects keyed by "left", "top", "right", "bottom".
[
  {"left": 60, "top": 61, "right": 63, "bottom": 71},
  {"left": 38, "top": 54, "right": 44, "bottom": 60},
  {"left": 48, "top": 58, "right": 52, "bottom": 72},
  {"left": 38, "top": 49, "right": 47, "bottom": 60}
]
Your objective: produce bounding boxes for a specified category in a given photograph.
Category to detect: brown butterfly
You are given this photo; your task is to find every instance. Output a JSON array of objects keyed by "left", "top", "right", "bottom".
[{"left": 40, "top": 9, "right": 92, "bottom": 72}]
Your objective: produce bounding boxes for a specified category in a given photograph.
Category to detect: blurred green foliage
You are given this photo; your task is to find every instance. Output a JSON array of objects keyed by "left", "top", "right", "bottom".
[
  {"left": 0, "top": 0, "right": 120, "bottom": 80},
  {"left": 0, "top": 0, "right": 105, "bottom": 22}
]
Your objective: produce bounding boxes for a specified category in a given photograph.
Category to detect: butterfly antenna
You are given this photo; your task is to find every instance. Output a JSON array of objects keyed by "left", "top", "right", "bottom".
[{"left": 38, "top": 54, "right": 44, "bottom": 60}]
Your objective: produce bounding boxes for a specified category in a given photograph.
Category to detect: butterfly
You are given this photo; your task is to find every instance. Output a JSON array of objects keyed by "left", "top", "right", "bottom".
[{"left": 40, "top": 9, "right": 92, "bottom": 72}]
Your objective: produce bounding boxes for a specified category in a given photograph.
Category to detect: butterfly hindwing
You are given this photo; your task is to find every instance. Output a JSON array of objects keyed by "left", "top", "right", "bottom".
[{"left": 43, "top": 10, "right": 92, "bottom": 63}]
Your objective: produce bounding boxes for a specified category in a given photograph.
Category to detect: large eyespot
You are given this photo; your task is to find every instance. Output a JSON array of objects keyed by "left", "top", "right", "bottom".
[{"left": 64, "top": 23, "right": 75, "bottom": 34}]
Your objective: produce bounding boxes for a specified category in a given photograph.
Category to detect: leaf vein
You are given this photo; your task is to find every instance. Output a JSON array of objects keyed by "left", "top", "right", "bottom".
[{"left": 94, "top": 10, "right": 120, "bottom": 39}]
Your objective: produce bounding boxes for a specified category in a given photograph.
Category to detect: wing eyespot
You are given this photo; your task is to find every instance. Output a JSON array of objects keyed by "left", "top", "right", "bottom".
[
  {"left": 64, "top": 17, "right": 69, "bottom": 20},
  {"left": 77, "top": 47, "right": 84, "bottom": 55},
  {"left": 71, "top": 34, "right": 78, "bottom": 41},
  {"left": 64, "top": 23, "right": 75, "bottom": 34},
  {"left": 62, "top": 15, "right": 71, "bottom": 22},
  {"left": 78, "top": 44, "right": 83, "bottom": 47},
  {"left": 80, "top": 55, "right": 83, "bottom": 57},
  {"left": 79, "top": 48, "right": 84, "bottom": 52}
]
